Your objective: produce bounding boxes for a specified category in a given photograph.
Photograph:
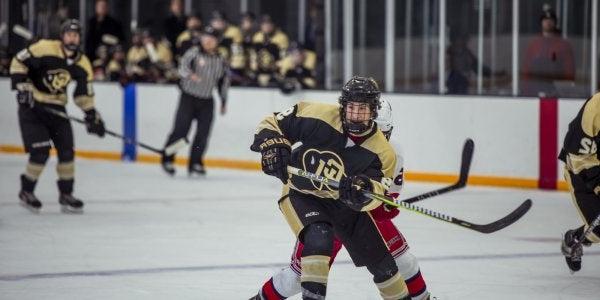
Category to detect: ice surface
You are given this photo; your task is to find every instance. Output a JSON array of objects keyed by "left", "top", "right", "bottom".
[{"left": 1, "top": 154, "right": 599, "bottom": 299}]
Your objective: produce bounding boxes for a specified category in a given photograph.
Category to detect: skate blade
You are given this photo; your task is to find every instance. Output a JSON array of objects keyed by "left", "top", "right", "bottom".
[
  {"left": 19, "top": 202, "right": 40, "bottom": 214},
  {"left": 61, "top": 205, "right": 83, "bottom": 214}
]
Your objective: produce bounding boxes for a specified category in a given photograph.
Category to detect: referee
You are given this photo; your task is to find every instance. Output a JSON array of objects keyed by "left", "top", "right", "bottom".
[{"left": 162, "top": 26, "right": 229, "bottom": 176}]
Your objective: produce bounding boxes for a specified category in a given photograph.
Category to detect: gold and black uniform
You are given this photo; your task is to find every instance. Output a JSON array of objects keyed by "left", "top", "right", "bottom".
[
  {"left": 559, "top": 93, "right": 600, "bottom": 243},
  {"left": 251, "top": 101, "right": 397, "bottom": 267},
  {"left": 9, "top": 39, "right": 96, "bottom": 195},
  {"left": 250, "top": 29, "right": 289, "bottom": 87}
]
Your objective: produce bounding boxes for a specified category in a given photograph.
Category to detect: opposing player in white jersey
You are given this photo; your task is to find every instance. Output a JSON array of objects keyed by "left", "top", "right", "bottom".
[{"left": 251, "top": 99, "right": 430, "bottom": 300}]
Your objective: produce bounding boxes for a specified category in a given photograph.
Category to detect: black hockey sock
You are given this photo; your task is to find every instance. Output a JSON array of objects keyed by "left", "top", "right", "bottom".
[
  {"left": 20, "top": 174, "right": 37, "bottom": 193},
  {"left": 300, "top": 282, "right": 326, "bottom": 300},
  {"left": 57, "top": 179, "right": 74, "bottom": 194}
]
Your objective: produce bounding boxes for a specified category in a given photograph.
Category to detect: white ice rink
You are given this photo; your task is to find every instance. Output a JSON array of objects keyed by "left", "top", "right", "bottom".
[{"left": 1, "top": 153, "right": 599, "bottom": 300}]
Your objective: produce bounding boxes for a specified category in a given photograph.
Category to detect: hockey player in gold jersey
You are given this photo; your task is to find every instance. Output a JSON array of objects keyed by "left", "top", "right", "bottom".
[
  {"left": 9, "top": 19, "right": 105, "bottom": 213},
  {"left": 251, "top": 76, "right": 410, "bottom": 299},
  {"left": 560, "top": 92, "right": 600, "bottom": 272}
]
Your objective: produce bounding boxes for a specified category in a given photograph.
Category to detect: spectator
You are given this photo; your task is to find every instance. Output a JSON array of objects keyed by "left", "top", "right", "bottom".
[
  {"left": 163, "top": 0, "right": 187, "bottom": 54},
  {"left": 126, "top": 30, "right": 150, "bottom": 82},
  {"left": 126, "top": 29, "right": 175, "bottom": 83},
  {"left": 239, "top": 12, "right": 258, "bottom": 85},
  {"left": 48, "top": 6, "right": 70, "bottom": 39},
  {"left": 176, "top": 13, "right": 202, "bottom": 59},
  {"left": 522, "top": 7, "right": 575, "bottom": 97},
  {"left": 277, "top": 42, "right": 317, "bottom": 93},
  {"left": 106, "top": 45, "right": 128, "bottom": 84},
  {"left": 210, "top": 11, "right": 245, "bottom": 85},
  {"left": 251, "top": 15, "right": 289, "bottom": 87},
  {"left": 85, "top": 0, "right": 125, "bottom": 62},
  {"left": 92, "top": 44, "right": 110, "bottom": 80},
  {"left": 445, "top": 33, "right": 496, "bottom": 94}
]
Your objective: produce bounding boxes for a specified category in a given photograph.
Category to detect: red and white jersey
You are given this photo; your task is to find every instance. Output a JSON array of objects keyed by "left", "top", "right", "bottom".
[{"left": 382, "top": 137, "right": 404, "bottom": 201}]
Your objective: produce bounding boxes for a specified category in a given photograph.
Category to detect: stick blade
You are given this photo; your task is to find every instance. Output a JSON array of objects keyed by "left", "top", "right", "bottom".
[
  {"left": 163, "top": 138, "right": 188, "bottom": 156},
  {"left": 457, "top": 138, "right": 474, "bottom": 187},
  {"left": 469, "top": 199, "right": 532, "bottom": 234}
]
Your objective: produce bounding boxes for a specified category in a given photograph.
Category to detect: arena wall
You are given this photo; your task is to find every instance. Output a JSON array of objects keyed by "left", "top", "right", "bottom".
[{"left": 0, "top": 78, "right": 586, "bottom": 189}]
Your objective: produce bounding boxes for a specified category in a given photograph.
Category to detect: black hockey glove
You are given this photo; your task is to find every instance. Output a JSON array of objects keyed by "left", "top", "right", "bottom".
[
  {"left": 339, "top": 174, "right": 373, "bottom": 211},
  {"left": 84, "top": 109, "right": 106, "bottom": 138},
  {"left": 16, "top": 90, "right": 34, "bottom": 108},
  {"left": 259, "top": 136, "right": 292, "bottom": 184}
]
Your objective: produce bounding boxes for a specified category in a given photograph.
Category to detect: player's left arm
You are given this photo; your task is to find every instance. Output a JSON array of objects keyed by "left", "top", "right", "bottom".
[
  {"left": 359, "top": 146, "right": 398, "bottom": 212},
  {"left": 73, "top": 55, "right": 96, "bottom": 111},
  {"left": 74, "top": 55, "right": 105, "bottom": 137},
  {"left": 217, "top": 60, "right": 230, "bottom": 113},
  {"left": 566, "top": 97, "right": 600, "bottom": 194}
]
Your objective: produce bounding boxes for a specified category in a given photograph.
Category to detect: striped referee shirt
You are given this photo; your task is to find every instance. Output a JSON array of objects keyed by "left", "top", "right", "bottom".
[{"left": 179, "top": 47, "right": 230, "bottom": 104}]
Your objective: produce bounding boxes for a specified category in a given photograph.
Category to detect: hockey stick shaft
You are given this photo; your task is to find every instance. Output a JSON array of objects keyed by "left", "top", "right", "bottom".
[
  {"left": 287, "top": 165, "right": 532, "bottom": 234},
  {"left": 401, "top": 138, "right": 474, "bottom": 204},
  {"left": 575, "top": 213, "right": 600, "bottom": 248},
  {"left": 41, "top": 106, "right": 185, "bottom": 155}
]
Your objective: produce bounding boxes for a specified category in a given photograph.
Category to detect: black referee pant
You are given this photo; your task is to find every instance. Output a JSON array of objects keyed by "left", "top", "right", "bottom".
[{"left": 164, "top": 92, "right": 214, "bottom": 170}]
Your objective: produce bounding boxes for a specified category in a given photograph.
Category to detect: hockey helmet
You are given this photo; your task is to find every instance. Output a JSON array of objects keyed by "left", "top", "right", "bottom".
[
  {"left": 60, "top": 19, "right": 82, "bottom": 51},
  {"left": 339, "top": 76, "right": 381, "bottom": 135},
  {"left": 375, "top": 98, "right": 393, "bottom": 140}
]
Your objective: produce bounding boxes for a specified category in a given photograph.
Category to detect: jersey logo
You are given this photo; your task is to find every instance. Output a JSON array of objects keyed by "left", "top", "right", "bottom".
[
  {"left": 43, "top": 69, "right": 71, "bottom": 94},
  {"left": 302, "top": 149, "right": 345, "bottom": 191},
  {"left": 578, "top": 137, "right": 597, "bottom": 154}
]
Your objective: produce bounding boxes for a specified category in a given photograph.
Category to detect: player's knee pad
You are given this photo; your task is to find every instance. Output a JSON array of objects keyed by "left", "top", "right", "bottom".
[
  {"left": 395, "top": 251, "right": 420, "bottom": 280},
  {"left": 367, "top": 254, "right": 399, "bottom": 283},
  {"left": 56, "top": 147, "right": 74, "bottom": 163},
  {"left": 28, "top": 146, "right": 50, "bottom": 164},
  {"left": 301, "top": 222, "right": 334, "bottom": 256}
]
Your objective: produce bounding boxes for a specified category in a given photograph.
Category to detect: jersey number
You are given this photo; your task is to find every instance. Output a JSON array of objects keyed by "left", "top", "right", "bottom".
[
  {"left": 315, "top": 159, "right": 344, "bottom": 182},
  {"left": 275, "top": 106, "right": 295, "bottom": 121}
]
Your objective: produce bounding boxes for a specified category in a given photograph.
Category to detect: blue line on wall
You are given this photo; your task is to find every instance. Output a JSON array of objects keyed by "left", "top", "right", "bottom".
[{"left": 122, "top": 84, "right": 137, "bottom": 161}]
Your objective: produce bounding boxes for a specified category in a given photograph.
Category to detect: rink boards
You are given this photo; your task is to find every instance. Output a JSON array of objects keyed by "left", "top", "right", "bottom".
[{"left": 0, "top": 78, "right": 586, "bottom": 190}]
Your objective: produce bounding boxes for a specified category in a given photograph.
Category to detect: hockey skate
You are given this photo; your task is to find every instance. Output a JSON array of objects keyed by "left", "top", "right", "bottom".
[
  {"left": 161, "top": 154, "right": 176, "bottom": 176},
  {"left": 561, "top": 229, "right": 590, "bottom": 273},
  {"left": 19, "top": 191, "right": 42, "bottom": 213},
  {"left": 59, "top": 193, "right": 84, "bottom": 214},
  {"left": 189, "top": 164, "right": 206, "bottom": 177}
]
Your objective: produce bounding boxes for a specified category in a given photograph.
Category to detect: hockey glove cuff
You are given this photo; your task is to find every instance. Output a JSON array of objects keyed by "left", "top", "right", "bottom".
[
  {"left": 84, "top": 109, "right": 106, "bottom": 137},
  {"left": 339, "top": 174, "right": 373, "bottom": 211},
  {"left": 259, "top": 137, "right": 292, "bottom": 184}
]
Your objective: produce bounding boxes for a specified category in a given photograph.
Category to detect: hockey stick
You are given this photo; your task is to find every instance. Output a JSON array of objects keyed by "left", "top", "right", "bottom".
[
  {"left": 400, "top": 138, "right": 474, "bottom": 204},
  {"left": 287, "top": 166, "right": 532, "bottom": 234},
  {"left": 41, "top": 106, "right": 186, "bottom": 156}
]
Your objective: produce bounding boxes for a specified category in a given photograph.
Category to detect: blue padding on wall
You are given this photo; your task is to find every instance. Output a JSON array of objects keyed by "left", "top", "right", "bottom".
[{"left": 122, "top": 84, "right": 137, "bottom": 161}]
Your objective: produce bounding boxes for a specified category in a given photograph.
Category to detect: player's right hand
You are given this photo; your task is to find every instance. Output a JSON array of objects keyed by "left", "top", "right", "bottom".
[
  {"left": 84, "top": 109, "right": 106, "bottom": 138},
  {"left": 259, "top": 136, "right": 291, "bottom": 184},
  {"left": 339, "top": 174, "right": 373, "bottom": 211},
  {"left": 16, "top": 90, "right": 34, "bottom": 108}
]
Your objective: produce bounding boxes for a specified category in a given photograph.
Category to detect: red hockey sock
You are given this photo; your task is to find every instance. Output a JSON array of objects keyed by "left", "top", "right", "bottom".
[
  {"left": 406, "top": 270, "right": 427, "bottom": 298},
  {"left": 260, "top": 278, "right": 286, "bottom": 300}
]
